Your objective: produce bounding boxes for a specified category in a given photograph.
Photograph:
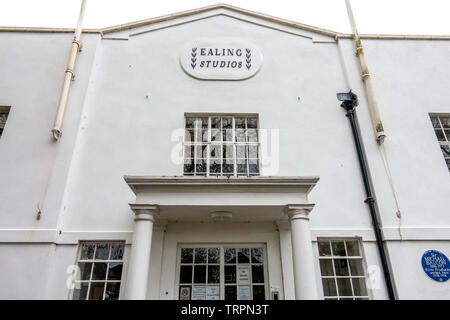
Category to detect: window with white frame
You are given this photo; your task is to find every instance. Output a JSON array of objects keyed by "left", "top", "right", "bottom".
[
  {"left": 178, "top": 245, "right": 267, "bottom": 300},
  {"left": 184, "top": 115, "right": 260, "bottom": 176},
  {"left": 72, "top": 242, "right": 124, "bottom": 300},
  {"left": 430, "top": 114, "right": 450, "bottom": 171},
  {"left": 0, "top": 106, "right": 10, "bottom": 138},
  {"left": 318, "top": 239, "right": 369, "bottom": 300}
]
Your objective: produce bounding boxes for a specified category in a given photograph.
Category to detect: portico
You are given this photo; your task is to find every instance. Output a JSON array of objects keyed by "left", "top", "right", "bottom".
[{"left": 123, "top": 176, "right": 320, "bottom": 300}]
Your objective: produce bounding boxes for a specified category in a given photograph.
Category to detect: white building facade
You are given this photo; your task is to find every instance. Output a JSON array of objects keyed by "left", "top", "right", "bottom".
[{"left": 0, "top": 4, "right": 449, "bottom": 300}]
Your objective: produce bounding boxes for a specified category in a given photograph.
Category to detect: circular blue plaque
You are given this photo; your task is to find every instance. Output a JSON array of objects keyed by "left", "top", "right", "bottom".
[{"left": 421, "top": 250, "right": 450, "bottom": 282}]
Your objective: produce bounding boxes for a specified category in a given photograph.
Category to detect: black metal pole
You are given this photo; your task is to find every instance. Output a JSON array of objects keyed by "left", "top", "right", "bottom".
[{"left": 340, "top": 96, "right": 396, "bottom": 300}]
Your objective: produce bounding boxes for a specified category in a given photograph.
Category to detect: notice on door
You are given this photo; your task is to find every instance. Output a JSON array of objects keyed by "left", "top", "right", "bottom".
[
  {"left": 192, "top": 285, "right": 206, "bottom": 300},
  {"left": 238, "top": 285, "right": 251, "bottom": 300},
  {"left": 179, "top": 287, "right": 190, "bottom": 300},
  {"left": 206, "top": 285, "right": 220, "bottom": 300},
  {"left": 237, "top": 265, "right": 251, "bottom": 285}
]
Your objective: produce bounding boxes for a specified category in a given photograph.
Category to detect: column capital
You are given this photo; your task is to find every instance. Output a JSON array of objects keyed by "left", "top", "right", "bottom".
[
  {"left": 129, "top": 203, "right": 159, "bottom": 222},
  {"left": 285, "top": 204, "right": 315, "bottom": 221}
]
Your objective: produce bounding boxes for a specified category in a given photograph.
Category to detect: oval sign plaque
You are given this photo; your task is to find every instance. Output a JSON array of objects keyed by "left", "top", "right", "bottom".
[
  {"left": 421, "top": 250, "right": 450, "bottom": 282},
  {"left": 180, "top": 38, "right": 263, "bottom": 80}
]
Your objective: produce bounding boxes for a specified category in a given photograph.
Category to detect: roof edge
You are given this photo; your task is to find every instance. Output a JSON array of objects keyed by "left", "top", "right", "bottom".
[{"left": 1, "top": 3, "right": 450, "bottom": 40}]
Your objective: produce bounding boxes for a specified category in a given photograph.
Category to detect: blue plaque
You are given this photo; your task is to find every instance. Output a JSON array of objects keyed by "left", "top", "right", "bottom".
[{"left": 421, "top": 250, "right": 450, "bottom": 282}]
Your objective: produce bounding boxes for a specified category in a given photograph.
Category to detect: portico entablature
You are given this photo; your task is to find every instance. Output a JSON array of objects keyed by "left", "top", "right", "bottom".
[{"left": 124, "top": 176, "right": 319, "bottom": 222}]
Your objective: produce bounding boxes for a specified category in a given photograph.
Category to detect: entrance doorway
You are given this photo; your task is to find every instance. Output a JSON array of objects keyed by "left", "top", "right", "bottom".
[{"left": 177, "top": 244, "right": 268, "bottom": 300}]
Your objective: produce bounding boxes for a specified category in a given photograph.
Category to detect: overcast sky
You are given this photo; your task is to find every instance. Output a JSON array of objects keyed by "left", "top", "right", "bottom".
[{"left": 1, "top": 0, "right": 450, "bottom": 35}]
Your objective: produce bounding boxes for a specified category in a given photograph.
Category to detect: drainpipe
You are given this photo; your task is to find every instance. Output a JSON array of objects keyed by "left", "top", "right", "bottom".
[
  {"left": 345, "top": 0, "right": 386, "bottom": 144},
  {"left": 52, "top": 0, "right": 87, "bottom": 140},
  {"left": 338, "top": 91, "right": 396, "bottom": 300}
]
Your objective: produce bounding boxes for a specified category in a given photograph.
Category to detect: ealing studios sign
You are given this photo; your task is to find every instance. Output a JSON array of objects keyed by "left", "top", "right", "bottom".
[
  {"left": 421, "top": 250, "right": 450, "bottom": 282},
  {"left": 180, "top": 38, "right": 263, "bottom": 80}
]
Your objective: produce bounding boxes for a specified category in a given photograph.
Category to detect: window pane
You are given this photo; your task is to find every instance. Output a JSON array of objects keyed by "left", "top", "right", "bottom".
[
  {"left": 251, "top": 248, "right": 263, "bottom": 263},
  {"left": 224, "top": 248, "right": 236, "bottom": 263},
  {"left": 441, "top": 145, "right": 450, "bottom": 157},
  {"left": 95, "top": 244, "right": 110, "bottom": 260},
  {"left": 246, "top": 129, "right": 258, "bottom": 142},
  {"left": 322, "top": 278, "right": 337, "bottom": 297},
  {"left": 318, "top": 241, "right": 331, "bottom": 256},
  {"left": 181, "top": 248, "right": 193, "bottom": 263},
  {"left": 222, "top": 159, "right": 234, "bottom": 174},
  {"left": 237, "top": 248, "right": 250, "bottom": 263},
  {"left": 222, "top": 117, "right": 232, "bottom": 129},
  {"left": 80, "top": 243, "right": 95, "bottom": 260},
  {"left": 110, "top": 244, "right": 124, "bottom": 260},
  {"left": 252, "top": 285, "right": 265, "bottom": 300},
  {"left": 235, "top": 129, "right": 246, "bottom": 142},
  {"left": 208, "top": 266, "right": 220, "bottom": 284},
  {"left": 236, "top": 145, "right": 247, "bottom": 158},
  {"left": 210, "top": 159, "right": 221, "bottom": 174},
  {"left": 194, "top": 248, "right": 207, "bottom": 263},
  {"left": 248, "top": 159, "right": 259, "bottom": 174},
  {"left": 185, "top": 118, "right": 195, "bottom": 128},
  {"left": 208, "top": 248, "right": 220, "bottom": 263},
  {"left": 225, "top": 266, "right": 236, "bottom": 283},
  {"left": 105, "top": 283, "right": 121, "bottom": 300},
  {"left": 352, "top": 278, "right": 368, "bottom": 296},
  {"left": 194, "top": 266, "right": 206, "bottom": 283},
  {"left": 211, "top": 129, "right": 221, "bottom": 142},
  {"left": 78, "top": 262, "right": 92, "bottom": 280},
  {"left": 185, "top": 129, "right": 195, "bottom": 143},
  {"left": 196, "top": 145, "right": 208, "bottom": 159},
  {"left": 223, "top": 145, "right": 233, "bottom": 158},
  {"left": 211, "top": 117, "right": 221, "bottom": 129},
  {"left": 210, "top": 144, "right": 221, "bottom": 159},
  {"left": 435, "top": 129, "right": 446, "bottom": 141},
  {"left": 184, "top": 159, "right": 194, "bottom": 174},
  {"left": 225, "top": 286, "right": 236, "bottom": 300},
  {"left": 445, "top": 129, "right": 450, "bottom": 141},
  {"left": 92, "top": 263, "right": 108, "bottom": 280},
  {"left": 334, "top": 259, "right": 349, "bottom": 276},
  {"left": 180, "top": 266, "right": 193, "bottom": 284},
  {"left": 107, "top": 262, "right": 123, "bottom": 280},
  {"left": 345, "top": 241, "right": 360, "bottom": 256},
  {"left": 223, "top": 129, "right": 233, "bottom": 142},
  {"left": 72, "top": 282, "right": 89, "bottom": 300},
  {"left": 319, "top": 259, "right": 334, "bottom": 276},
  {"left": 440, "top": 116, "right": 450, "bottom": 128},
  {"left": 349, "top": 259, "right": 365, "bottom": 276},
  {"left": 252, "top": 265, "right": 264, "bottom": 283},
  {"left": 237, "top": 159, "right": 247, "bottom": 174},
  {"left": 331, "top": 241, "right": 346, "bottom": 256},
  {"left": 247, "top": 118, "right": 258, "bottom": 129},
  {"left": 88, "top": 282, "right": 105, "bottom": 300},
  {"left": 430, "top": 116, "right": 440, "bottom": 128},
  {"left": 235, "top": 118, "right": 246, "bottom": 129},
  {"left": 248, "top": 145, "right": 258, "bottom": 158},
  {"left": 195, "top": 159, "right": 207, "bottom": 173},
  {"left": 336, "top": 278, "right": 353, "bottom": 296}
]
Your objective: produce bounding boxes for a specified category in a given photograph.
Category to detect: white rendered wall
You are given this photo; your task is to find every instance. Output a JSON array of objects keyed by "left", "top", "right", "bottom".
[{"left": 0, "top": 8, "right": 449, "bottom": 299}]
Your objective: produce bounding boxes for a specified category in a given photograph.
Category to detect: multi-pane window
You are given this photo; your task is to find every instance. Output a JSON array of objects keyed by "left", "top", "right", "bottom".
[
  {"left": 179, "top": 248, "right": 221, "bottom": 300},
  {"left": 318, "top": 239, "right": 369, "bottom": 300},
  {"left": 430, "top": 114, "right": 450, "bottom": 171},
  {"left": 0, "top": 107, "right": 10, "bottom": 138},
  {"left": 178, "top": 246, "right": 266, "bottom": 300},
  {"left": 224, "top": 247, "right": 265, "bottom": 300},
  {"left": 184, "top": 116, "right": 260, "bottom": 176},
  {"left": 72, "top": 242, "right": 124, "bottom": 300}
]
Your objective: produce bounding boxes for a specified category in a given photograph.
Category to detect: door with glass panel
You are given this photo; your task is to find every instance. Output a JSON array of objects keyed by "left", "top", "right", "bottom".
[{"left": 177, "top": 245, "right": 267, "bottom": 300}]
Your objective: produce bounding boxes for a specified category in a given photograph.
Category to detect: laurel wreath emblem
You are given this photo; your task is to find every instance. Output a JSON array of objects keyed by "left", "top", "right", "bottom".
[
  {"left": 191, "top": 48, "right": 197, "bottom": 69},
  {"left": 245, "top": 48, "right": 252, "bottom": 70}
]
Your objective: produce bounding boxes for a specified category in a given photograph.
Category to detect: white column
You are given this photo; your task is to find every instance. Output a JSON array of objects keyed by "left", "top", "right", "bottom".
[
  {"left": 286, "top": 204, "right": 318, "bottom": 300},
  {"left": 125, "top": 204, "right": 159, "bottom": 300}
]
